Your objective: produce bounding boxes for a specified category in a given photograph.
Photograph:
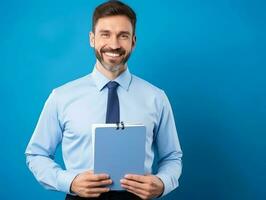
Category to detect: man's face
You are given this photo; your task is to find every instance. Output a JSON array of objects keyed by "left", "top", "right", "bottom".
[{"left": 90, "top": 15, "right": 136, "bottom": 72}]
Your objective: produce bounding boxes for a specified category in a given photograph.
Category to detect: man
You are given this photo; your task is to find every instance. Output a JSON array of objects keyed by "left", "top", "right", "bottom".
[{"left": 25, "top": 1, "right": 182, "bottom": 200}]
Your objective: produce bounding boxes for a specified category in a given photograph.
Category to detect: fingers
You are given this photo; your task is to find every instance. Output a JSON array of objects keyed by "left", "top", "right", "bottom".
[
  {"left": 77, "top": 184, "right": 111, "bottom": 198},
  {"left": 120, "top": 178, "right": 145, "bottom": 190},
  {"left": 71, "top": 171, "right": 112, "bottom": 198},
  {"left": 121, "top": 174, "right": 164, "bottom": 199},
  {"left": 120, "top": 176, "right": 150, "bottom": 199},
  {"left": 121, "top": 182, "right": 148, "bottom": 196},
  {"left": 85, "top": 187, "right": 110, "bottom": 194},
  {"left": 73, "top": 185, "right": 110, "bottom": 198},
  {"left": 79, "top": 190, "right": 103, "bottom": 198},
  {"left": 84, "top": 171, "right": 110, "bottom": 182},
  {"left": 124, "top": 174, "right": 148, "bottom": 183},
  {"left": 87, "top": 179, "right": 112, "bottom": 187}
]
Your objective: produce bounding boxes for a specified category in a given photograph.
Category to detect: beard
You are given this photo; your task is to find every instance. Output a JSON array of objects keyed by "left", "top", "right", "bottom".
[{"left": 94, "top": 46, "right": 132, "bottom": 72}]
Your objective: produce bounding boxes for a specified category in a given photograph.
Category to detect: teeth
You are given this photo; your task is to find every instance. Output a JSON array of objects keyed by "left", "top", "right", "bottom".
[{"left": 105, "top": 52, "right": 120, "bottom": 57}]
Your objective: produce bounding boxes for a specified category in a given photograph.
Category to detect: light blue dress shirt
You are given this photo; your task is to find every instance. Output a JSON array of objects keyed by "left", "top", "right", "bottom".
[{"left": 25, "top": 67, "right": 183, "bottom": 196}]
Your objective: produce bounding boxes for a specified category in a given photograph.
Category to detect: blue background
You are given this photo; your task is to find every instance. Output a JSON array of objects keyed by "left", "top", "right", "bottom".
[{"left": 0, "top": 0, "right": 265, "bottom": 199}]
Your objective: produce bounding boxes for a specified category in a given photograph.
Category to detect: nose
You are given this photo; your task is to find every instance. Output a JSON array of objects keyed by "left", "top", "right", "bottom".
[{"left": 108, "top": 36, "right": 120, "bottom": 49}]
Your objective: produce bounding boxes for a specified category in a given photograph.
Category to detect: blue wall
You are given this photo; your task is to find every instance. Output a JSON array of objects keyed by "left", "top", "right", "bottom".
[{"left": 0, "top": 0, "right": 265, "bottom": 199}]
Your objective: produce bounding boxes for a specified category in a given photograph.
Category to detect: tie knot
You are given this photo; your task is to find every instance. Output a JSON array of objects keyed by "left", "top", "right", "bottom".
[{"left": 106, "top": 81, "right": 119, "bottom": 90}]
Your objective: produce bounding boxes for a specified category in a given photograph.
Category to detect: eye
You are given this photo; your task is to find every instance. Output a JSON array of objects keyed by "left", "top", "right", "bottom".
[
  {"left": 120, "top": 34, "right": 129, "bottom": 40},
  {"left": 101, "top": 33, "right": 109, "bottom": 38}
]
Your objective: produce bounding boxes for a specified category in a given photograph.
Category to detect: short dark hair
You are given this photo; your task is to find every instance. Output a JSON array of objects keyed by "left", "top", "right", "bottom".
[{"left": 92, "top": 0, "right": 137, "bottom": 35}]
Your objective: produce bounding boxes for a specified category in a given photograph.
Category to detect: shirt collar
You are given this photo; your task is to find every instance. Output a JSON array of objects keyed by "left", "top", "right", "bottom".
[{"left": 92, "top": 66, "right": 132, "bottom": 91}]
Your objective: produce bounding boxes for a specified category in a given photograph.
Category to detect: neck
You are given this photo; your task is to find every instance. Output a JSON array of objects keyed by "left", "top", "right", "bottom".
[{"left": 96, "top": 61, "right": 126, "bottom": 80}]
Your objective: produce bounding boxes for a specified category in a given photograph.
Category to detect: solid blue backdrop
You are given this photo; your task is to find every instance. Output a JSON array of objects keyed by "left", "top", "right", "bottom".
[{"left": 0, "top": 0, "right": 265, "bottom": 199}]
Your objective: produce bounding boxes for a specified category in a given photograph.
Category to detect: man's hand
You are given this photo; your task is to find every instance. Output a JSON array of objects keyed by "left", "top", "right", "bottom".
[
  {"left": 120, "top": 174, "right": 164, "bottom": 200},
  {"left": 70, "top": 171, "right": 112, "bottom": 198}
]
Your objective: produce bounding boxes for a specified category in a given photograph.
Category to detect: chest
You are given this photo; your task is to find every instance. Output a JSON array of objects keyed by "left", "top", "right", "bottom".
[{"left": 60, "top": 91, "right": 159, "bottom": 141}]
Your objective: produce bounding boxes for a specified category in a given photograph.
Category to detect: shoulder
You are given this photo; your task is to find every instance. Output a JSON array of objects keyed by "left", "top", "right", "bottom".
[
  {"left": 54, "top": 73, "right": 94, "bottom": 93},
  {"left": 130, "top": 74, "right": 173, "bottom": 119},
  {"left": 131, "top": 74, "right": 167, "bottom": 99},
  {"left": 48, "top": 73, "right": 95, "bottom": 103}
]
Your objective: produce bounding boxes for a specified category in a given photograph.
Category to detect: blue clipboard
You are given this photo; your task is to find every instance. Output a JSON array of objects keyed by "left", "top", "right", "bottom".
[{"left": 92, "top": 123, "right": 146, "bottom": 190}]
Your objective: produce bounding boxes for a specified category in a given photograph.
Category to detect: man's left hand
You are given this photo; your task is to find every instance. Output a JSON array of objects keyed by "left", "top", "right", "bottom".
[{"left": 120, "top": 174, "right": 164, "bottom": 199}]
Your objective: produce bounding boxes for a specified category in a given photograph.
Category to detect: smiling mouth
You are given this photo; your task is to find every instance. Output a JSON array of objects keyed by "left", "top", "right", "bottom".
[{"left": 104, "top": 52, "right": 123, "bottom": 58}]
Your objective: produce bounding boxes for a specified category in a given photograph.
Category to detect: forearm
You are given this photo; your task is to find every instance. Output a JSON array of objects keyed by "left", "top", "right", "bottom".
[{"left": 26, "top": 154, "right": 78, "bottom": 193}]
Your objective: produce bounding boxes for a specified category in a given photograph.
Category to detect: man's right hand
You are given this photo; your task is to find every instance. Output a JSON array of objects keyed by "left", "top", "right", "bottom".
[{"left": 70, "top": 170, "right": 112, "bottom": 198}]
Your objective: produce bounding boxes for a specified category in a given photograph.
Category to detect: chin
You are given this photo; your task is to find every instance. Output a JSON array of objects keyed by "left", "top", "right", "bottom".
[
  {"left": 104, "top": 61, "right": 124, "bottom": 67},
  {"left": 101, "top": 63, "right": 123, "bottom": 72}
]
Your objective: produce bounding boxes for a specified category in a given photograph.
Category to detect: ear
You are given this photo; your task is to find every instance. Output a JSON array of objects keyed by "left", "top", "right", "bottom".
[
  {"left": 132, "top": 35, "right": 137, "bottom": 49},
  {"left": 89, "top": 31, "right": 95, "bottom": 47}
]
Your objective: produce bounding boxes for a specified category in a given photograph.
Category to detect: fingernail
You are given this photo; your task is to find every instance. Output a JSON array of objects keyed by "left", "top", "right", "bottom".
[{"left": 124, "top": 174, "right": 129, "bottom": 178}]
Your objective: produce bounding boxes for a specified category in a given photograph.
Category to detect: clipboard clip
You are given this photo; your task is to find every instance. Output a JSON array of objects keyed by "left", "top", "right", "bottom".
[{"left": 115, "top": 121, "right": 125, "bottom": 130}]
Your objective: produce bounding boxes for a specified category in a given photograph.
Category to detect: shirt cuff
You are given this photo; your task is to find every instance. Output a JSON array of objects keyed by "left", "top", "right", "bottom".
[
  {"left": 155, "top": 173, "right": 179, "bottom": 197},
  {"left": 57, "top": 170, "right": 80, "bottom": 194}
]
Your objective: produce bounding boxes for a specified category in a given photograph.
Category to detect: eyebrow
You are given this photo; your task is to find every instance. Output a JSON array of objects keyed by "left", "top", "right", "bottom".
[
  {"left": 99, "top": 30, "right": 110, "bottom": 33},
  {"left": 118, "top": 31, "right": 131, "bottom": 36},
  {"left": 98, "top": 30, "right": 131, "bottom": 36}
]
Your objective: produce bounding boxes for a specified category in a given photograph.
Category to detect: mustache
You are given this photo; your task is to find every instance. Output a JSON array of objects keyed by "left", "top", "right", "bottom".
[{"left": 100, "top": 47, "right": 126, "bottom": 55}]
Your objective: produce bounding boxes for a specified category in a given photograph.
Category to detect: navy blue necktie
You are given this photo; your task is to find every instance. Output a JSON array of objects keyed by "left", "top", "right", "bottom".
[{"left": 106, "top": 81, "right": 120, "bottom": 123}]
